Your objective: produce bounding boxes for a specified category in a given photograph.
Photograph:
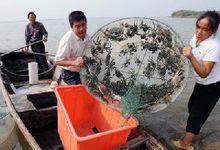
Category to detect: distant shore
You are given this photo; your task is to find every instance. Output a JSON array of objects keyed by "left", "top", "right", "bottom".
[{"left": 171, "top": 10, "right": 220, "bottom": 18}]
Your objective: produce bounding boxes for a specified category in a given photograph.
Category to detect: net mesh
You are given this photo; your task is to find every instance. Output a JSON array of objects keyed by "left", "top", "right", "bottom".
[{"left": 81, "top": 17, "right": 189, "bottom": 115}]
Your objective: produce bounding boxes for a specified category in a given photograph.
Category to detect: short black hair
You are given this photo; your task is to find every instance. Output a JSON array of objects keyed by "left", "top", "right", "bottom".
[
  {"left": 27, "top": 12, "right": 36, "bottom": 19},
  {"left": 196, "top": 11, "right": 220, "bottom": 33},
  {"left": 69, "top": 11, "right": 87, "bottom": 28}
]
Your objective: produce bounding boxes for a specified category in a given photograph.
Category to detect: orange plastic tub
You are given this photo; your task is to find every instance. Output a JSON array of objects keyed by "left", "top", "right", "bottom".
[{"left": 55, "top": 85, "right": 138, "bottom": 150}]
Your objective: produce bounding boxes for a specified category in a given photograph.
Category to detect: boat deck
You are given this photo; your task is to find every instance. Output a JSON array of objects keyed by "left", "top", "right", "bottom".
[
  {"left": 9, "top": 82, "right": 63, "bottom": 149},
  {"left": 12, "top": 79, "right": 53, "bottom": 95}
]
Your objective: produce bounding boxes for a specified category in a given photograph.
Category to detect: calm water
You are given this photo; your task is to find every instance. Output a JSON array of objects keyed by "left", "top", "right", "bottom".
[
  {"left": 0, "top": 17, "right": 197, "bottom": 149},
  {"left": 0, "top": 17, "right": 196, "bottom": 53}
]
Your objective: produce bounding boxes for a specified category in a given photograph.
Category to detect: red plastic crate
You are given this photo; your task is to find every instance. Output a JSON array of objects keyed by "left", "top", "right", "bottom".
[{"left": 55, "top": 85, "right": 138, "bottom": 150}]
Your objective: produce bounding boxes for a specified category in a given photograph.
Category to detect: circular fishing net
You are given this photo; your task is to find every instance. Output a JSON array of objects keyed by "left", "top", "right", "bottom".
[{"left": 81, "top": 17, "right": 189, "bottom": 115}]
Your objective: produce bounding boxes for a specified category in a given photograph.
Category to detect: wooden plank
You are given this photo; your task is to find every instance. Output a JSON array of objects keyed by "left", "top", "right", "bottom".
[
  {"left": 0, "top": 77, "right": 41, "bottom": 149},
  {"left": 10, "top": 94, "right": 36, "bottom": 112}
]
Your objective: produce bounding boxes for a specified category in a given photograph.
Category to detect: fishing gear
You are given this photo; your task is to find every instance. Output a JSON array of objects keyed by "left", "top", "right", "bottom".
[
  {"left": 0, "top": 39, "right": 45, "bottom": 57},
  {"left": 81, "top": 17, "right": 189, "bottom": 115}
]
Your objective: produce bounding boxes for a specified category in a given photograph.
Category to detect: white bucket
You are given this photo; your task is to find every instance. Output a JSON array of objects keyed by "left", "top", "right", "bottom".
[{"left": 28, "top": 62, "right": 38, "bottom": 84}]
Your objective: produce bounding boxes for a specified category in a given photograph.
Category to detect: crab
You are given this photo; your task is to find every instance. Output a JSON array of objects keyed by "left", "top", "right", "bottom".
[
  {"left": 143, "top": 58, "right": 156, "bottom": 79},
  {"left": 139, "top": 20, "right": 150, "bottom": 32},
  {"left": 103, "top": 27, "right": 125, "bottom": 41},
  {"left": 126, "top": 23, "right": 138, "bottom": 37},
  {"left": 141, "top": 42, "right": 159, "bottom": 53},
  {"left": 123, "top": 58, "right": 131, "bottom": 68}
]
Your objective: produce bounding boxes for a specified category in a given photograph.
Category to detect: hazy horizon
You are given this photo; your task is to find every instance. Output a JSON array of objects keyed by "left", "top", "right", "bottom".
[{"left": 1, "top": 0, "right": 220, "bottom": 22}]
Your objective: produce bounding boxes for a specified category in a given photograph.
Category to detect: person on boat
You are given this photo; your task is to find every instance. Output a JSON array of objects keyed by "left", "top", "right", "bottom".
[
  {"left": 173, "top": 11, "right": 220, "bottom": 150},
  {"left": 55, "top": 11, "right": 89, "bottom": 85},
  {"left": 24, "top": 11, "right": 49, "bottom": 71}
]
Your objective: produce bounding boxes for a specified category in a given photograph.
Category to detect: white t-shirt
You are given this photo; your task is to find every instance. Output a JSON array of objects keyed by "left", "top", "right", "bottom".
[
  {"left": 190, "top": 34, "right": 220, "bottom": 85},
  {"left": 216, "top": 28, "right": 220, "bottom": 39},
  {"left": 55, "top": 29, "right": 89, "bottom": 72}
]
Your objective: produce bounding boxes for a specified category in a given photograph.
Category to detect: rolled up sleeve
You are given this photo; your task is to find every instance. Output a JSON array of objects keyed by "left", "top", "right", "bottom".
[
  {"left": 55, "top": 38, "right": 71, "bottom": 62},
  {"left": 41, "top": 23, "right": 48, "bottom": 38},
  {"left": 25, "top": 26, "right": 30, "bottom": 45}
]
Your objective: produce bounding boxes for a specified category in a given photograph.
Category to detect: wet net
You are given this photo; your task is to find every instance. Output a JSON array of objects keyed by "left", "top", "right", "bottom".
[{"left": 81, "top": 17, "right": 189, "bottom": 116}]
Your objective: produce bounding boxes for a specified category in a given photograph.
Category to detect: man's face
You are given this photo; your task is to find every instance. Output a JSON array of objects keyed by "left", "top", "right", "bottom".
[
  {"left": 28, "top": 14, "right": 36, "bottom": 25},
  {"left": 72, "top": 20, "right": 87, "bottom": 39}
]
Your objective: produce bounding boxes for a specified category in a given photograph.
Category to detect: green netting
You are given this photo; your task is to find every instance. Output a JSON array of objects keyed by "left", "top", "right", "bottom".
[{"left": 121, "top": 84, "right": 141, "bottom": 118}]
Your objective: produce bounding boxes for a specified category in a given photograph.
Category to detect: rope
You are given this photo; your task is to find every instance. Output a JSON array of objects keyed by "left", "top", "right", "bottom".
[
  {"left": 27, "top": 51, "right": 56, "bottom": 57},
  {"left": 0, "top": 49, "right": 56, "bottom": 78},
  {"left": 0, "top": 63, "right": 56, "bottom": 77},
  {"left": 0, "top": 39, "right": 45, "bottom": 57}
]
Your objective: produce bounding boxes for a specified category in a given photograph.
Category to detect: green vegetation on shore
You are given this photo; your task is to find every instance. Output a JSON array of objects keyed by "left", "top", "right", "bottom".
[{"left": 171, "top": 10, "right": 220, "bottom": 18}]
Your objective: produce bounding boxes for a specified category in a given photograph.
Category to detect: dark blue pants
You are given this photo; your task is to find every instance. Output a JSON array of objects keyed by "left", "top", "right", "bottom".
[
  {"left": 31, "top": 42, "right": 49, "bottom": 71},
  {"left": 61, "top": 69, "right": 81, "bottom": 85},
  {"left": 186, "top": 81, "right": 220, "bottom": 135}
]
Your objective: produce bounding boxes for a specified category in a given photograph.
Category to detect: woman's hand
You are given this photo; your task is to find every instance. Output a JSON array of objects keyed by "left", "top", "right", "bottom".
[
  {"left": 182, "top": 45, "right": 215, "bottom": 78},
  {"left": 183, "top": 45, "right": 193, "bottom": 59}
]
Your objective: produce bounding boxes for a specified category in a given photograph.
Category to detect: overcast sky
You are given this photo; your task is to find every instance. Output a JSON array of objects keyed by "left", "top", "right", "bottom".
[{"left": 1, "top": 0, "right": 220, "bottom": 21}]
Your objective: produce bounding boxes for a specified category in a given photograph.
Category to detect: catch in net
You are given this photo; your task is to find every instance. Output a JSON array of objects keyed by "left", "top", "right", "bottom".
[{"left": 81, "top": 17, "right": 189, "bottom": 116}]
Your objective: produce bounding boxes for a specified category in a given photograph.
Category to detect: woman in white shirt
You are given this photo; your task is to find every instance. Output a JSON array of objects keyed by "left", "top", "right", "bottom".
[{"left": 173, "top": 11, "right": 220, "bottom": 150}]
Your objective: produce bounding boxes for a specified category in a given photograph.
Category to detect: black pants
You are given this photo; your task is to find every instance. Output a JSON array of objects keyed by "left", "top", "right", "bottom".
[
  {"left": 61, "top": 69, "right": 81, "bottom": 85},
  {"left": 186, "top": 81, "right": 220, "bottom": 135},
  {"left": 31, "top": 42, "right": 49, "bottom": 71}
]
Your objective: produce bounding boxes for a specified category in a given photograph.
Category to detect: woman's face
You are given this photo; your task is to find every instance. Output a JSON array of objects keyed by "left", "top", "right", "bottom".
[{"left": 196, "top": 17, "right": 213, "bottom": 42}]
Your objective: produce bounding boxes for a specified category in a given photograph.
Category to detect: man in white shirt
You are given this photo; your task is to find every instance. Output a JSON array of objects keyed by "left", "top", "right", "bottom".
[{"left": 55, "top": 11, "right": 89, "bottom": 85}]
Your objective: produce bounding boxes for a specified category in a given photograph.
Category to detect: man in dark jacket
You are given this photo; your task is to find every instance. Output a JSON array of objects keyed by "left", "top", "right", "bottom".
[{"left": 25, "top": 11, "right": 49, "bottom": 71}]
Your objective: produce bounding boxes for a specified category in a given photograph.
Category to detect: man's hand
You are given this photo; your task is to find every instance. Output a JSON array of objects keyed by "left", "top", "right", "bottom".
[
  {"left": 74, "top": 57, "right": 84, "bottom": 67},
  {"left": 43, "top": 37, "right": 47, "bottom": 42},
  {"left": 183, "top": 45, "right": 193, "bottom": 59},
  {"left": 22, "top": 47, "right": 29, "bottom": 53}
]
